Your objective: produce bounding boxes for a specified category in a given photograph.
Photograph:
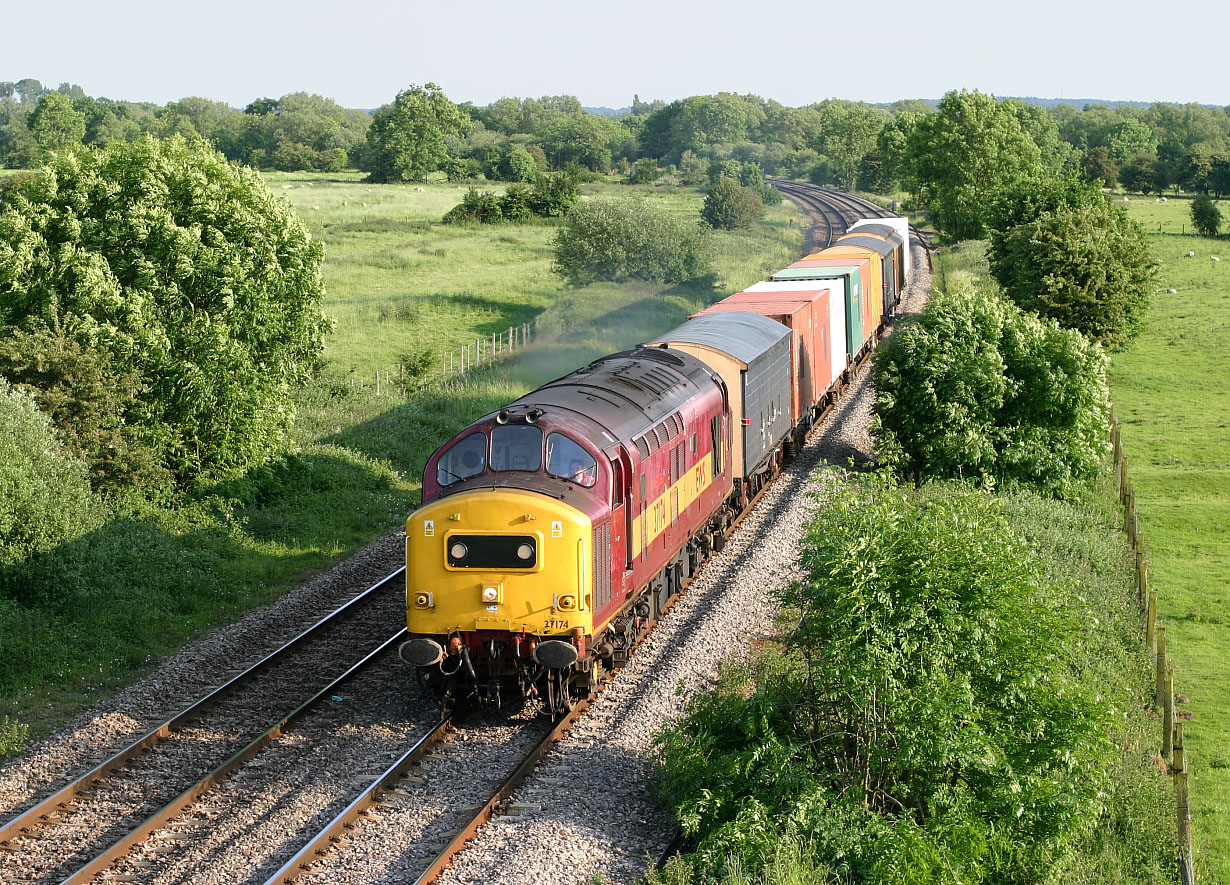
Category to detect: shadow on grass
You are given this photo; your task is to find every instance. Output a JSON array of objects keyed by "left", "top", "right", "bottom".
[{"left": 0, "top": 447, "right": 413, "bottom": 718}]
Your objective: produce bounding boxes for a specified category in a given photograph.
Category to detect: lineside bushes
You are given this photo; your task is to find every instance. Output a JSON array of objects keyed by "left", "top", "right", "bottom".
[{"left": 653, "top": 474, "right": 1173, "bottom": 885}]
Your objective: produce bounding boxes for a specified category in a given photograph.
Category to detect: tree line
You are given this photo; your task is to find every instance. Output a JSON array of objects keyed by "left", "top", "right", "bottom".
[{"left": 7, "top": 78, "right": 1228, "bottom": 203}]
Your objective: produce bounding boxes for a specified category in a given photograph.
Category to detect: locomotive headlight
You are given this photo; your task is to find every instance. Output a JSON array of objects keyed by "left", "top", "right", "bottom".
[
  {"left": 414, "top": 592, "right": 433, "bottom": 608},
  {"left": 481, "top": 584, "right": 503, "bottom": 603},
  {"left": 450, "top": 542, "right": 468, "bottom": 561},
  {"left": 558, "top": 594, "right": 577, "bottom": 611},
  {"left": 516, "top": 543, "right": 534, "bottom": 561}
]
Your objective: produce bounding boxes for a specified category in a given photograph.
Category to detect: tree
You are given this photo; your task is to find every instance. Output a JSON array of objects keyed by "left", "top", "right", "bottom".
[
  {"left": 1191, "top": 195, "right": 1223, "bottom": 237},
  {"left": 873, "top": 284, "right": 1110, "bottom": 496},
  {"left": 906, "top": 91, "right": 1045, "bottom": 239},
  {"left": 0, "top": 378, "right": 100, "bottom": 580},
  {"left": 1080, "top": 146, "right": 1118, "bottom": 187},
  {"left": 1119, "top": 153, "right": 1158, "bottom": 194},
  {"left": 701, "top": 177, "right": 764, "bottom": 230},
  {"left": 552, "top": 197, "right": 712, "bottom": 285},
  {"left": 26, "top": 92, "right": 85, "bottom": 155},
  {"left": 364, "top": 83, "right": 471, "bottom": 183},
  {"left": 0, "top": 136, "right": 331, "bottom": 484},
  {"left": 815, "top": 101, "right": 884, "bottom": 190},
  {"left": 495, "top": 144, "right": 536, "bottom": 182},
  {"left": 988, "top": 198, "right": 1156, "bottom": 349}
]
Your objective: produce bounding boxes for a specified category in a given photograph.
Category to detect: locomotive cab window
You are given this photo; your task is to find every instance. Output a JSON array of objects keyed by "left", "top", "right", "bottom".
[
  {"left": 546, "top": 432, "right": 597, "bottom": 487},
  {"left": 490, "top": 425, "right": 543, "bottom": 472},
  {"left": 437, "top": 432, "right": 486, "bottom": 486}
]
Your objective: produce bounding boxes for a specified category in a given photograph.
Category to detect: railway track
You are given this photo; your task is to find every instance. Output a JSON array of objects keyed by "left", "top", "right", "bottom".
[
  {"left": 768, "top": 179, "right": 932, "bottom": 255},
  {"left": 0, "top": 568, "right": 411, "bottom": 884}
]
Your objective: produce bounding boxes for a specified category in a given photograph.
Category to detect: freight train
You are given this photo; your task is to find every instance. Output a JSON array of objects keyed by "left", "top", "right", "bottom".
[{"left": 399, "top": 212, "right": 911, "bottom": 715}]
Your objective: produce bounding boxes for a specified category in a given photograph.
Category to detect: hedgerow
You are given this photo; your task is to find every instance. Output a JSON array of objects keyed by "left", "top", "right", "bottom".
[{"left": 653, "top": 474, "right": 1172, "bottom": 884}]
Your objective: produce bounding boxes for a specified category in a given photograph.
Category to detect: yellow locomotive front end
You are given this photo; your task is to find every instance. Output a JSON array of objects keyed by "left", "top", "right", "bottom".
[{"left": 402, "top": 486, "right": 596, "bottom": 711}]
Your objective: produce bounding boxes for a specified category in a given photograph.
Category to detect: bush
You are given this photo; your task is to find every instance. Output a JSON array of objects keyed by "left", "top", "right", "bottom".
[
  {"left": 0, "top": 378, "right": 101, "bottom": 582},
  {"left": 443, "top": 173, "right": 578, "bottom": 225},
  {"left": 655, "top": 475, "right": 1171, "bottom": 884},
  {"left": 0, "top": 714, "right": 29, "bottom": 760},
  {"left": 702, "top": 178, "right": 765, "bottom": 230},
  {"left": 1191, "top": 195, "right": 1223, "bottom": 237},
  {"left": 873, "top": 283, "right": 1109, "bottom": 497},
  {"left": 987, "top": 196, "right": 1156, "bottom": 349},
  {"left": 0, "top": 326, "right": 168, "bottom": 494},
  {"left": 629, "top": 158, "right": 660, "bottom": 184},
  {"left": 442, "top": 187, "right": 504, "bottom": 224},
  {"left": 552, "top": 196, "right": 713, "bottom": 285},
  {"left": 0, "top": 136, "right": 331, "bottom": 486}
]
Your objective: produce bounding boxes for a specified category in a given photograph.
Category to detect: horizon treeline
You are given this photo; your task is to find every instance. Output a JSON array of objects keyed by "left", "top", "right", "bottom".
[{"left": 3, "top": 78, "right": 1230, "bottom": 197}]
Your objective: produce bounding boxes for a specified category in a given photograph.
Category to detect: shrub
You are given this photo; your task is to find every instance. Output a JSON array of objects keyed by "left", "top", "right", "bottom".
[
  {"left": 655, "top": 475, "right": 1169, "bottom": 884},
  {"left": 873, "top": 282, "right": 1109, "bottom": 497},
  {"left": 1191, "top": 195, "right": 1222, "bottom": 237},
  {"left": 987, "top": 197, "right": 1156, "bottom": 349},
  {"left": 702, "top": 178, "right": 765, "bottom": 230},
  {"left": 0, "top": 714, "right": 28, "bottom": 760},
  {"left": 0, "top": 136, "right": 331, "bottom": 486},
  {"left": 630, "top": 158, "right": 659, "bottom": 184},
  {"left": 0, "top": 378, "right": 101, "bottom": 581},
  {"left": 552, "top": 196, "right": 713, "bottom": 285},
  {"left": 527, "top": 171, "right": 580, "bottom": 217},
  {"left": 0, "top": 326, "right": 168, "bottom": 494}
]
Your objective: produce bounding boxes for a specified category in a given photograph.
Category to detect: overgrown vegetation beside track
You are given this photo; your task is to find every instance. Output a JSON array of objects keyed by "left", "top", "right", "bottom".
[
  {"left": 653, "top": 473, "right": 1174, "bottom": 885},
  {"left": 0, "top": 173, "right": 803, "bottom": 751}
]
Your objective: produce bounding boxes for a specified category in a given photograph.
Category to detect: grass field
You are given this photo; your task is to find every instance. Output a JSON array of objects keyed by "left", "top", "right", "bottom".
[
  {"left": 0, "top": 173, "right": 805, "bottom": 745},
  {"left": 1110, "top": 193, "right": 1230, "bottom": 882}
]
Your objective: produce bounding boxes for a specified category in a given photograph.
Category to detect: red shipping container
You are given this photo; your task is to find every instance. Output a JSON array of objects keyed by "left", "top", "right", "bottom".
[{"left": 698, "top": 285, "right": 837, "bottom": 419}]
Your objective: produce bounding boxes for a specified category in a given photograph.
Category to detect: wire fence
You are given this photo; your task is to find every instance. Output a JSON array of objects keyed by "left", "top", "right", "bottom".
[
  {"left": 1111, "top": 406, "right": 1195, "bottom": 885},
  {"left": 342, "top": 318, "right": 540, "bottom": 399}
]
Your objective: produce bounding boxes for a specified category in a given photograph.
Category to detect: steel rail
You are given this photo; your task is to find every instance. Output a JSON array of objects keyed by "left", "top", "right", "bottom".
[
  {"left": 263, "top": 715, "right": 454, "bottom": 884},
  {"left": 0, "top": 566, "right": 406, "bottom": 849},
  {"left": 60, "top": 627, "right": 410, "bottom": 884}
]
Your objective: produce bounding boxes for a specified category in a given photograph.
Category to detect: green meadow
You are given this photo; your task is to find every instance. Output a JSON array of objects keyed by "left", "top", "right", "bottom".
[
  {"left": 0, "top": 174, "right": 804, "bottom": 743},
  {"left": 1111, "top": 193, "right": 1229, "bottom": 882}
]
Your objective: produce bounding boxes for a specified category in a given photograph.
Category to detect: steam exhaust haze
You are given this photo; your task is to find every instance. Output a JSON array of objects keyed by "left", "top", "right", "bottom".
[{"left": 7, "top": 0, "right": 1228, "bottom": 109}]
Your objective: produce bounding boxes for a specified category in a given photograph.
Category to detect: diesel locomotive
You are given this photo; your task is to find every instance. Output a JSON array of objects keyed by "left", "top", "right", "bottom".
[{"left": 399, "top": 212, "right": 911, "bottom": 714}]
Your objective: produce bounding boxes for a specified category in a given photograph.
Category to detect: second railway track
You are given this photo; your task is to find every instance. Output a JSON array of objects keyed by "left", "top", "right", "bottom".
[{"left": 0, "top": 568, "right": 416, "bottom": 884}]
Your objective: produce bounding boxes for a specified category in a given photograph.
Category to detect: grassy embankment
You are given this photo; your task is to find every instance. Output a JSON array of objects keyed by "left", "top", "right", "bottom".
[
  {"left": 1111, "top": 194, "right": 1230, "bottom": 882},
  {"left": 0, "top": 173, "right": 804, "bottom": 746}
]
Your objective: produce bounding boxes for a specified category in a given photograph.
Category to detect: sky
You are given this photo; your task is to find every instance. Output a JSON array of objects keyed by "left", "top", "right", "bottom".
[{"left": 6, "top": 0, "right": 1228, "bottom": 110}]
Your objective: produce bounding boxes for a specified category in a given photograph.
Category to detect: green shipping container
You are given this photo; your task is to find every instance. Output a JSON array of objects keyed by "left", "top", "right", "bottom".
[{"left": 772, "top": 263, "right": 863, "bottom": 360}]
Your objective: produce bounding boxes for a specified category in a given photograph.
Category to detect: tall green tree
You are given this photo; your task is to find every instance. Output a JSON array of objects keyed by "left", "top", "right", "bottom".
[
  {"left": 26, "top": 92, "right": 85, "bottom": 156},
  {"left": 815, "top": 101, "right": 885, "bottom": 190},
  {"left": 364, "top": 83, "right": 471, "bottom": 183},
  {"left": 0, "top": 136, "right": 331, "bottom": 484},
  {"left": 906, "top": 90, "right": 1044, "bottom": 239}
]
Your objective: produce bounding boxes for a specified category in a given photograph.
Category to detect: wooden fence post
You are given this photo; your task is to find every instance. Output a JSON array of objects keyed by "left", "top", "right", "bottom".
[
  {"left": 1175, "top": 722, "right": 1195, "bottom": 885},
  {"left": 509, "top": 325, "right": 516, "bottom": 352},
  {"left": 1155, "top": 627, "right": 1167, "bottom": 708},
  {"left": 1163, "top": 659, "right": 1175, "bottom": 763},
  {"left": 1135, "top": 550, "right": 1145, "bottom": 607},
  {"left": 1146, "top": 591, "right": 1157, "bottom": 651}
]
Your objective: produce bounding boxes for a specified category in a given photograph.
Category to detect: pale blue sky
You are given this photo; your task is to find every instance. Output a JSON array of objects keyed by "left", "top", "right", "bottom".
[{"left": 7, "top": 0, "right": 1227, "bottom": 109}]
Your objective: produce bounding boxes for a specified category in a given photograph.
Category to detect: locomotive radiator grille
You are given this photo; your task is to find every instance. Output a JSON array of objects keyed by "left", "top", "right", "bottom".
[{"left": 593, "top": 522, "right": 611, "bottom": 610}]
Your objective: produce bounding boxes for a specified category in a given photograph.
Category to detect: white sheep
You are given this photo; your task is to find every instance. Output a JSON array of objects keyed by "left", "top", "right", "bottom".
[
  {"left": 1213, "top": 256, "right": 1221, "bottom": 262},
  {"left": 1161, "top": 196, "right": 1168, "bottom": 202},
  {"left": 1167, "top": 288, "right": 1178, "bottom": 293},
  {"left": 1186, "top": 251, "right": 1196, "bottom": 258},
  {"left": 414, "top": 187, "right": 425, "bottom": 192},
  {"left": 311, "top": 206, "right": 320, "bottom": 211}
]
